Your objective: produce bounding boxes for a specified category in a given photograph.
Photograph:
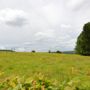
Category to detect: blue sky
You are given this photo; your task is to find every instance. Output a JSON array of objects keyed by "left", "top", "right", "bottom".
[{"left": 0, "top": 0, "right": 90, "bottom": 51}]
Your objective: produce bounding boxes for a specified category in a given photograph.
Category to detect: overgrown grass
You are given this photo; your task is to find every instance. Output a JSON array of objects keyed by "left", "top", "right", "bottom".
[{"left": 0, "top": 52, "right": 90, "bottom": 89}]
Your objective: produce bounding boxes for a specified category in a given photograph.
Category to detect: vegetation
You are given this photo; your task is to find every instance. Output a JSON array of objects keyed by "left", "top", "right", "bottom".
[
  {"left": 0, "top": 52, "right": 90, "bottom": 89},
  {"left": 0, "top": 49, "right": 14, "bottom": 52},
  {"left": 62, "top": 51, "right": 75, "bottom": 54},
  {"left": 0, "top": 73, "right": 57, "bottom": 90},
  {"left": 0, "top": 73, "right": 90, "bottom": 90},
  {"left": 48, "top": 50, "right": 62, "bottom": 53},
  {"left": 56, "top": 50, "right": 62, "bottom": 53},
  {"left": 31, "top": 50, "right": 36, "bottom": 53},
  {"left": 75, "top": 22, "right": 90, "bottom": 55}
]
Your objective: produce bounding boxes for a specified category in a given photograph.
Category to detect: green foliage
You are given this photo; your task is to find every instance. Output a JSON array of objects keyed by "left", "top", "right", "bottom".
[
  {"left": 0, "top": 73, "right": 90, "bottom": 90},
  {"left": 75, "top": 22, "right": 90, "bottom": 55},
  {"left": 0, "top": 73, "right": 58, "bottom": 90},
  {"left": 56, "top": 51, "right": 62, "bottom": 53},
  {"left": 31, "top": 50, "right": 36, "bottom": 53},
  {"left": 0, "top": 49, "right": 14, "bottom": 52}
]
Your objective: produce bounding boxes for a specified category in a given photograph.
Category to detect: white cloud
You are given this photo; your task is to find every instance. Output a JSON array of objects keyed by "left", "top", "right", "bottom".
[
  {"left": 0, "top": 46, "right": 6, "bottom": 50},
  {"left": 0, "top": 8, "right": 28, "bottom": 27},
  {"left": 41, "top": 3, "right": 63, "bottom": 25},
  {"left": 35, "top": 30, "right": 54, "bottom": 39},
  {"left": 60, "top": 24, "right": 71, "bottom": 28},
  {"left": 67, "top": 0, "right": 85, "bottom": 10},
  {"left": 0, "top": 0, "right": 89, "bottom": 51},
  {"left": 15, "top": 47, "right": 26, "bottom": 52}
]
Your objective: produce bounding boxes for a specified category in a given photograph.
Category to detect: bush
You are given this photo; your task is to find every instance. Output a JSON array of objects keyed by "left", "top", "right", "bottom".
[
  {"left": 56, "top": 50, "right": 62, "bottom": 53},
  {"left": 31, "top": 50, "right": 36, "bottom": 53},
  {"left": 48, "top": 50, "right": 62, "bottom": 54},
  {"left": 48, "top": 50, "right": 51, "bottom": 53}
]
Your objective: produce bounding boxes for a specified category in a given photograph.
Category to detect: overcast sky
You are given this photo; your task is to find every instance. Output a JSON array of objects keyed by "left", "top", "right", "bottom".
[{"left": 0, "top": 0, "right": 90, "bottom": 51}]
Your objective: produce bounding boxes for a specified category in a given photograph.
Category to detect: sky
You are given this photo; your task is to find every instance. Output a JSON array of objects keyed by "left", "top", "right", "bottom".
[{"left": 0, "top": 0, "right": 90, "bottom": 52}]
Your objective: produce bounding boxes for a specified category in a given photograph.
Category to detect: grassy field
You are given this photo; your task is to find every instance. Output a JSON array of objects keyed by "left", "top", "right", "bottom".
[{"left": 0, "top": 52, "right": 90, "bottom": 89}]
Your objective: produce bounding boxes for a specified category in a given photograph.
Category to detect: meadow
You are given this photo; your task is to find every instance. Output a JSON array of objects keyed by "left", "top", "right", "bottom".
[{"left": 0, "top": 52, "right": 90, "bottom": 89}]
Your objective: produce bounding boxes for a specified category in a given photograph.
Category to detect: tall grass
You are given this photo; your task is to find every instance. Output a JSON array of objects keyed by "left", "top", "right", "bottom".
[{"left": 0, "top": 52, "right": 90, "bottom": 89}]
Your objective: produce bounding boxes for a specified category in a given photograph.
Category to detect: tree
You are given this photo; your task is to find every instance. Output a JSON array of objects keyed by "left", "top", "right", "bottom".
[
  {"left": 48, "top": 50, "right": 51, "bottom": 53},
  {"left": 75, "top": 22, "right": 90, "bottom": 55},
  {"left": 31, "top": 50, "right": 36, "bottom": 53},
  {"left": 56, "top": 50, "right": 62, "bottom": 53}
]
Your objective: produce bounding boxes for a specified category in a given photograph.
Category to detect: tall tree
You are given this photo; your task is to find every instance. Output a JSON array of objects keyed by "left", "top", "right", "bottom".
[{"left": 75, "top": 22, "right": 90, "bottom": 55}]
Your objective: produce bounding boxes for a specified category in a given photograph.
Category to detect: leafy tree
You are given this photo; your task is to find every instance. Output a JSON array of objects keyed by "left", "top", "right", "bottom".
[
  {"left": 56, "top": 50, "right": 62, "bottom": 53},
  {"left": 48, "top": 50, "right": 51, "bottom": 53},
  {"left": 75, "top": 22, "right": 90, "bottom": 55},
  {"left": 31, "top": 50, "right": 36, "bottom": 53}
]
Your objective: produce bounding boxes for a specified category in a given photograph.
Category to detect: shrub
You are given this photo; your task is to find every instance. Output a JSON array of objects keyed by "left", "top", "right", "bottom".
[
  {"left": 31, "top": 50, "right": 36, "bottom": 53},
  {"left": 56, "top": 50, "right": 62, "bottom": 53},
  {"left": 48, "top": 50, "right": 51, "bottom": 53}
]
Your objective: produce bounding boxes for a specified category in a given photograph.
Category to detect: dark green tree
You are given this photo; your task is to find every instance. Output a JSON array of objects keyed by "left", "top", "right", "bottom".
[{"left": 75, "top": 22, "right": 90, "bottom": 55}]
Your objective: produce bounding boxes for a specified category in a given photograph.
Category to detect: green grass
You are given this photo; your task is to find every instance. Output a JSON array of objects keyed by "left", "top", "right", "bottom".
[{"left": 0, "top": 52, "right": 90, "bottom": 83}]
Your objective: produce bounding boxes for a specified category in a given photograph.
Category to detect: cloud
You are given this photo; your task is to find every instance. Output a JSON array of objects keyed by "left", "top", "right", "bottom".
[
  {"left": 0, "top": 8, "right": 28, "bottom": 27},
  {"left": 0, "top": 0, "right": 89, "bottom": 51},
  {"left": 34, "top": 30, "right": 55, "bottom": 42},
  {"left": 60, "top": 24, "right": 71, "bottom": 28},
  {"left": 67, "top": 0, "right": 86, "bottom": 10},
  {"left": 41, "top": 3, "right": 63, "bottom": 26},
  {"left": 35, "top": 31, "right": 54, "bottom": 38},
  {"left": 0, "top": 46, "right": 6, "bottom": 50},
  {"left": 15, "top": 47, "right": 26, "bottom": 52}
]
